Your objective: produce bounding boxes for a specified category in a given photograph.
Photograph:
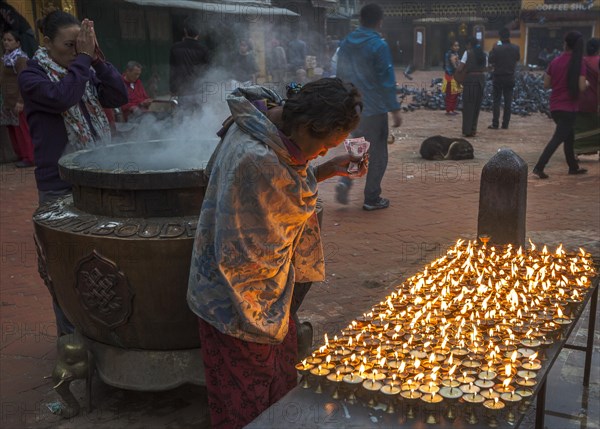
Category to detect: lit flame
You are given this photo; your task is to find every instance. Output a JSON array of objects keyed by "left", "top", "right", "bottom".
[
  {"left": 529, "top": 239, "right": 536, "bottom": 251},
  {"left": 297, "top": 239, "right": 596, "bottom": 396}
]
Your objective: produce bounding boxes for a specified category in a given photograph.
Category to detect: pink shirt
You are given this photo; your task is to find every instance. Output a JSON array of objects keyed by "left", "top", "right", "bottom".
[{"left": 547, "top": 52, "right": 586, "bottom": 112}]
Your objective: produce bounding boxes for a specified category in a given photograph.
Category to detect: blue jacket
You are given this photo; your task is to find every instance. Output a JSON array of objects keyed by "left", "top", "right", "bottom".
[{"left": 336, "top": 27, "right": 400, "bottom": 117}]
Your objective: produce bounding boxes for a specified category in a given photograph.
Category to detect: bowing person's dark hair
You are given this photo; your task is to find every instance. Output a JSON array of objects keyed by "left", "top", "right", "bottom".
[
  {"left": 38, "top": 10, "right": 80, "bottom": 40},
  {"left": 564, "top": 31, "right": 584, "bottom": 99},
  {"left": 282, "top": 78, "right": 362, "bottom": 139}
]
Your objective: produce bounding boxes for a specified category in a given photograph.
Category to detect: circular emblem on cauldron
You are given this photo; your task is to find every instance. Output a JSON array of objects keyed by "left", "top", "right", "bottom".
[{"left": 75, "top": 250, "right": 133, "bottom": 329}]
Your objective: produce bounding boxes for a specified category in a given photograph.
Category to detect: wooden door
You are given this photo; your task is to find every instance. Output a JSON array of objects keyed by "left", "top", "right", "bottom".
[
  {"left": 413, "top": 26, "right": 426, "bottom": 70},
  {"left": 473, "top": 25, "right": 485, "bottom": 45}
]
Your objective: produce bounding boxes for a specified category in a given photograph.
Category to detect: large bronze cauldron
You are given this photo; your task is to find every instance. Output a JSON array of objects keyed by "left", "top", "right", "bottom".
[{"left": 33, "top": 139, "right": 219, "bottom": 350}]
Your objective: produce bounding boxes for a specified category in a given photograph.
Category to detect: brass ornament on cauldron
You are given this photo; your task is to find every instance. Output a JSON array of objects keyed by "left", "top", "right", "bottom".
[{"left": 34, "top": 139, "right": 219, "bottom": 350}]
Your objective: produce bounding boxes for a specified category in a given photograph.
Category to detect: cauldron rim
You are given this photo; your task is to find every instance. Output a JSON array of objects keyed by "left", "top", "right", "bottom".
[{"left": 59, "top": 139, "right": 218, "bottom": 190}]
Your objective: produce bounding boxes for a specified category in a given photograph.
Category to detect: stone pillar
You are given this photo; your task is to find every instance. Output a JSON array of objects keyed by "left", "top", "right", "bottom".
[{"left": 477, "top": 148, "right": 527, "bottom": 247}]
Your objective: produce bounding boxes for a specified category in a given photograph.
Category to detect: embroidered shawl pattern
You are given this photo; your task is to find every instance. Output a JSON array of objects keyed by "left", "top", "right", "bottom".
[
  {"left": 33, "top": 47, "right": 110, "bottom": 151},
  {"left": 187, "top": 87, "right": 325, "bottom": 344}
]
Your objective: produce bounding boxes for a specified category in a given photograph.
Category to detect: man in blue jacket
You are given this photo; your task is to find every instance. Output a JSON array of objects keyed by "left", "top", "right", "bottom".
[{"left": 335, "top": 2, "right": 402, "bottom": 210}]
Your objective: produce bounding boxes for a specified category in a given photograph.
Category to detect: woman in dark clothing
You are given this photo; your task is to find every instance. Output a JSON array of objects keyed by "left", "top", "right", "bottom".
[
  {"left": 18, "top": 10, "right": 127, "bottom": 336},
  {"left": 19, "top": 10, "right": 127, "bottom": 203},
  {"left": 533, "top": 31, "right": 587, "bottom": 179},
  {"left": 460, "top": 37, "right": 487, "bottom": 137}
]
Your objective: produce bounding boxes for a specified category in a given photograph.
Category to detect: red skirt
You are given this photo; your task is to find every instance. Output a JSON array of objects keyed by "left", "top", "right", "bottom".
[
  {"left": 7, "top": 110, "right": 33, "bottom": 163},
  {"left": 198, "top": 317, "right": 298, "bottom": 429}
]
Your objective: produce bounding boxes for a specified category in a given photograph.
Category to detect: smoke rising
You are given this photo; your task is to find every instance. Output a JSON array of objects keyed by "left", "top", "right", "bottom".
[{"left": 67, "top": 5, "right": 333, "bottom": 172}]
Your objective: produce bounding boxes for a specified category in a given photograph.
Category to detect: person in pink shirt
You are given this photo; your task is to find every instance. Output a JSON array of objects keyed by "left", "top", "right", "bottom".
[
  {"left": 120, "top": 61, "right": 152, "bottom": 121},
  {"left": 533, "top": 31, "right": 588, "bottom": 179}
]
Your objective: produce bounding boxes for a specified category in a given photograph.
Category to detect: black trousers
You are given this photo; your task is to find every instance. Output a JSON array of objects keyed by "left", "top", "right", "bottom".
[
  {"left": 534, "top": 110, "right": 579, "bottom": 172},
  {"left": 461, "top": 73, "right": 485, "bottom": 136},
  {"left": 491, "top": 75, "right": 515, "bottom": 128}
]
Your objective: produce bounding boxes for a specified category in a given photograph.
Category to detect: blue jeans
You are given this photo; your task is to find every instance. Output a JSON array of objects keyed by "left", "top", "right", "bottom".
[{"left": 339, "top": 113, "right": 389, "bottom": 204}]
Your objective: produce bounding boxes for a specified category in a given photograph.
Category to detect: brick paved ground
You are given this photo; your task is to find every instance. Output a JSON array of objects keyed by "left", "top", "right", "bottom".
[{"left": 1, "top": 70, "right": 598, "bottom": 428}]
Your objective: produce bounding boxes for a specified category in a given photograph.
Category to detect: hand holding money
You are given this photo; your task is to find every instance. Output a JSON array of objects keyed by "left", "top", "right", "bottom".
[{"left": 344, "top": 137, "right": 370, "bottom": 176}]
